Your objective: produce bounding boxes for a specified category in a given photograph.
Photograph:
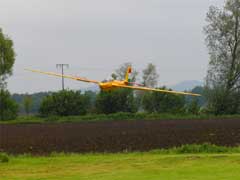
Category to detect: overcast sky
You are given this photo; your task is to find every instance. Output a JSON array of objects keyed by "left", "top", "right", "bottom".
[{"left": 1, "top": 0, "right": 225, "bottom": 93}]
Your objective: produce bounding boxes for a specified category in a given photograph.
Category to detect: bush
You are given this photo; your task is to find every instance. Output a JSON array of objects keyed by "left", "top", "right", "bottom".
[
  {"left": 0, "top": 153, "right": 9, "bottom": 163},
  {"left": 96, "top": 89, "right": 137, "bottom": 114},
  {"left": 186, "top": 99, "right": 200, "bottom": 115},
  {"left": 0, "top": 89, "right": 18, "bottom": 121},
  {"left": 40, "top": 90, "right": 91, "bottom": 117},
  {"left": 173, "top": 143, "right": 229, "bottom": 154},
  {"left": 204, "top": 86, "right": 240, "bottom": 115},
  {"left": 142, "top": 87, "right": 185, "bottom": 113},
  {"left": 151, "top": 143, "right": 233, "bottom": 154}
]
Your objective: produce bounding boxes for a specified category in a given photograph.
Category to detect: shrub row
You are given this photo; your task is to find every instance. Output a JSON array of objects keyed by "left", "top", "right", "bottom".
[
  {"left": 2, "top": 112, "right": 240, "bottom": 124},
  {"left": 0, "top": 153, "right": 9, "bottom": 163},
  {"left": 151, "top": 143, "right": 240, "bottom": 154}
]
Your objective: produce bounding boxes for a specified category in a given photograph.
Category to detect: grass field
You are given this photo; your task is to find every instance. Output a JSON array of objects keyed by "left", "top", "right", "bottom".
[
  {"left": 1, "top": 152, "right": 240, "bottom": 180},
  {"left": 2, "top": 112, "right": 240, "bottom": 124}
]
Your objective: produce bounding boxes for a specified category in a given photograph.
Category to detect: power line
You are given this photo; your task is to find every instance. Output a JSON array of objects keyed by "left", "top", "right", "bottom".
[{"left": 56, "top": 64, "right": 69, "bottom": 91}]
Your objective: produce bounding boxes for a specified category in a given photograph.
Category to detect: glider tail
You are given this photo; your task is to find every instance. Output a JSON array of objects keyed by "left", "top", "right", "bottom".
[{"left": 125, "top": 66, "right": 132, "bottom": 82}]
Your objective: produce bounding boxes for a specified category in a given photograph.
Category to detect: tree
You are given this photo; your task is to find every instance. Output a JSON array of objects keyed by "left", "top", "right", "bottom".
[
  {"left": 0, "top": 28, "right": 15, "bottom": 88},
  {"left": 84, "top": 90, "right": 97, "bottom": 113},
  {"left": 0, "top": 89, "right": 18, "bottom": 121},
  {"left": 113, "top": 62, "right": 138, "bottom": 82},
  {"left": 186, "top": 99, "right": 200, "bottom": 115},
  {"left": 142, "top": 63, "right": 159, "bottom": 88},
  {"left": 12, "top": 92, "right": 50, "bottom": 114},
  {"left": 134, "top": 63, "right": 159, "bottom": 111},
  {"left": 185, "top": 86, "right": 206, "bottom": 107},
  {"left": 0, "top": 28, "right": 17, "bottom": 120},
  {"left": 142, "top": 87, "right": 185, "bottom": 113},
  {"left": 39, "top": 90, "right": 91, "bottom": 116},
  {"left": 23, "top": 95, "right": 33, "bottom": 115},
  {"left": 96, "top": 89, "right": 137, "bottom": 114},
  {"left": 204, "top": 0, "right": 240, "bottom": 114}
]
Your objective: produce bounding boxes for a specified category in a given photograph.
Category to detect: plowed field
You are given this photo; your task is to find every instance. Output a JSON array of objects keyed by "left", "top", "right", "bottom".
[{"left": 1, "top": 118, "right": 240, "bottom": 154}]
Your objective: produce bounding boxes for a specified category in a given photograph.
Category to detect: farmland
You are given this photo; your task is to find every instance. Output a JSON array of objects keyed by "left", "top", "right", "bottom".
[
  {"left": 1, "top": 118, "right": 240, "bottom": 154},
  {"left": 1, "top": 152, "right": 240, "bottom": 180}
]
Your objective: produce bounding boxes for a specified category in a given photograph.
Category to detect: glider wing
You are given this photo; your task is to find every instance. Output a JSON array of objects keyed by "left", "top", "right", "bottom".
[
  {"left": 25, "top": 69, "right": 100, "bottom": 84},
  {"left": 112, "top": 84, "right": 201, "bottom": 96}
]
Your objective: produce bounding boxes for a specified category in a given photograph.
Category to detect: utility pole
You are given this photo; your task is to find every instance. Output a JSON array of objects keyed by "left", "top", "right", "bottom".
[{"left": 56, "top": 64, "right": 69, "bottom": 90}]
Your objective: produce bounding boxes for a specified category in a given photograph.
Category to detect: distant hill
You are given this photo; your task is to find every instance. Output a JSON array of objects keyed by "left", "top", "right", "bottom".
[{"left": 170, "top": 80, "right": 203, "bottom": 91}]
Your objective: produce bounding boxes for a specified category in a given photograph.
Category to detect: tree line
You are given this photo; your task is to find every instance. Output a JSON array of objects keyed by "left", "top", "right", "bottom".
[
  {"left": 1, "top": 0, "right": 240, "bottom": 120},
  {"left": 11, "top": 86, "right": 204, "bottom": 117},
  {"left": 11, "top": 63, "right": 205, "bottom": 117}
]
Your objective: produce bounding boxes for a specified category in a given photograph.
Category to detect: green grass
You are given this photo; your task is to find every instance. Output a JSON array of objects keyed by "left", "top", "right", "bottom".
[
  {"left": 1, "top": 112, "right": 240, "bottom": 124},
  {"left": 1, "top": 152, "right": 240, "bottom": 180}
]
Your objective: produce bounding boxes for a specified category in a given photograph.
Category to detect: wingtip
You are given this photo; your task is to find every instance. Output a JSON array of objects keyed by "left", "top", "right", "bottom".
[
  {"left": 195, "top": 93, "right": 202, "bottom": 96},
  {"left": 25, "top": 68, "right": 40, "bottom": 73},
  {"left": 24, "top": 68, "right": 33, "bottom": 71}
]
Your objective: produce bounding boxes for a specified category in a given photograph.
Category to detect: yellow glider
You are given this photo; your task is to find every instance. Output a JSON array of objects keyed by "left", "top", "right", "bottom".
[{"left": 25, "top": 67, "right": 201, "bottom": 97}]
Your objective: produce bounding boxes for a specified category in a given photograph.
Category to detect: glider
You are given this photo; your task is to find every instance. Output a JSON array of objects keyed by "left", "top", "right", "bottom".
[{"left": 25, "top": 67, "right": 201, "bottom": 96}]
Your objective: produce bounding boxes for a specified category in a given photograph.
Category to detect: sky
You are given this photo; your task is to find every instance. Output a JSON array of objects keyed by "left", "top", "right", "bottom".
[{"left": 0, "top": 0, "right": 225, "bottom": 93}]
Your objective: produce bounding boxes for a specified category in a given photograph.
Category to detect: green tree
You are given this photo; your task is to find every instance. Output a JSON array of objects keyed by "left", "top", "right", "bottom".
[
  {"left": 23, "top": 95, "right": 33, "bottom": 115},
  {"left": 12, "top": 92, "right": 50, "bottom": 114},
  {"left": 142, "top": 87, "right": 185, "bottom": 113},
  {"left": 84, "top": 90, "right": 97, "bottom": 113},
  {"left": 0, "top": 89, "right": 18, "bottom": 121},
  {"left": 185, "top": 86, "right": 206, "bottom": 107},
  {"left": 0, "top": 28, "right": 17, "bottom": 120},
  {"left": 39, "top": 90, "right": 91, "bottom": 116},
  {"left": 142, "top": 63, "right": 159, "bottom": 88},
  {"left": 0, "top": 28, "right": 15, "bottom": 88},
  {"left": 186, "top": 99, "right": 200, "bottom": 115},
  {"left": 96, "top": 89, "right": 137, "bottom": 114},
  {"left": 135, "top": 63, "right": 160, "bottom": 111},
  {"left": 204, "top": 0, "right": 240, "bottom": 114}
]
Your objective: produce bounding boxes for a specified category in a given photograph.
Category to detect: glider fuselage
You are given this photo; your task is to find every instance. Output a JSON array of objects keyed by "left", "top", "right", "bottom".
[{"left": 99, "top": 80, "right": 128, "bottom": 91}]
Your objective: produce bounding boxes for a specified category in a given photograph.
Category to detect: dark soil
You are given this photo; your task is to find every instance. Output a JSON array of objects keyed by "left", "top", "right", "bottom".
[{"left": 0, "top": 119, "right": 240, "bottom": 154}]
